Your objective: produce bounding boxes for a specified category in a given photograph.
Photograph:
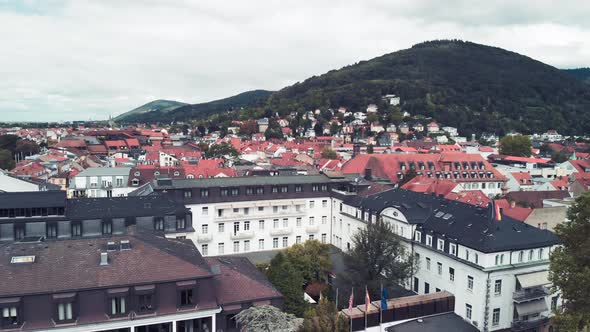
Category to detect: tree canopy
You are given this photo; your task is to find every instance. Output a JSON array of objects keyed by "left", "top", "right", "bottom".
[
  {"left": 264, "top": 118, "right": 284, "bottom": 140},
  {"left": 344, "top": 220, "right": 416, "bottom": 297},
  {"left": 0, "top": 149, "right": 15, "bottom": 170},
  {"left": 300, "top": 298, "right": 348, "bottom": 332},
  {"left": 550, "top": 192, "right": 590, "bottom": 331},
  {"left": 235, "top": 305, "right": 302, "bottom": 332},
  {"left": 499, "top": 135, "right": 531, "bottom": 157},
  {"left": 321, "top": 147, "right": 337, "bottom": 160},
  {"left": 203, "top": 142, "right": 239, "bottom": 159}
]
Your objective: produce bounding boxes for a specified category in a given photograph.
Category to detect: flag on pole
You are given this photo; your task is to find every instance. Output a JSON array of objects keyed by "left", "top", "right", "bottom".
[
  {"left": 381, "top": 286, "right": 388, "bottom": 310},
  {"left": 365, "top": 287, "right": 371, "bottom": 312},
  {"left": 495, "top": 200, "right": 502, "bottom": 221},
  {"left": 348, "top": 288, "right": 354, "bottom": 314}
]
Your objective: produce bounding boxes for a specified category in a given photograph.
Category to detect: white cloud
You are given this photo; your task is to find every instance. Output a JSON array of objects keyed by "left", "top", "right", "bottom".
[{"left": 0, "top": 0, "right": 588, "bottom": 121}]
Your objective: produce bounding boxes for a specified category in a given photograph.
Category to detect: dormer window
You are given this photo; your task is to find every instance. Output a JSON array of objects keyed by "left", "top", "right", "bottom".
[
  {"left": 177, "top": 280, "right": 196, "bottom": 307},
  {"left": 0, "top": 298, "right": 21, "bottom": 329},
  {"left": 53, "top": 293, "right": 76, "bottom": 324},
  {"left": 173, "top": 171, "right": 180, "bottom": 176},
  {"left": 134, "top": 171, "right": 140, "bottom": 176},
  {"left": 132, "top": 178, "right": 139, "bottom": 186},
  {"left": 437, "top": 239, "right": 445, "bottom": 251}
]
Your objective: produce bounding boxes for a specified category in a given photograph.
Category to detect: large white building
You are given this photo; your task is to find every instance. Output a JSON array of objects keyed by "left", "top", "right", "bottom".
[
  {"left": 69, "top": 167, "right": 134, "bottom": 198},
  {"left": 138, "top": 174, "right": 560, "bottom": 332}
]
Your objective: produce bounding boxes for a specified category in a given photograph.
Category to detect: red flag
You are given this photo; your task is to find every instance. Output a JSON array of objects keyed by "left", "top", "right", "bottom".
[
  {"left": 495, "top": 201, "right": 502, "bottom": 221},
  {"left": 348, "top": 289, "right": 354, "bottom": 314},
  {"left": 365, "top": 288, "right": 371, "bottom": 312}
]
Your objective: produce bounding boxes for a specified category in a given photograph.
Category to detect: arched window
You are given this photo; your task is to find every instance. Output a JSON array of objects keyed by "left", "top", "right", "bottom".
[
  {"left": 186, "top": 174, "right": 194, "bottom": 179},
  {"left": 518, "top": 251, "right": 524, "bottom": 263},
  {"left": 528, "top": 250, "right": 534, "bottom": 261}
]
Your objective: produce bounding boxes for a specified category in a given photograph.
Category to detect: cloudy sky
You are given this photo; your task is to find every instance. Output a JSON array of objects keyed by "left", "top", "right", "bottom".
[{"left": 1, "top": 0, "right": 589, "bottom": 122}]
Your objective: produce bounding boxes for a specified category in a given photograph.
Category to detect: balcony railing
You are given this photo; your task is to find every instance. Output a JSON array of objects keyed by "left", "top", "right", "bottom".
[
  {"left": 230, "top": 230, "right": 254, "bottom": 240},
  {"left": 215, "top": 209, "right": 306, "bottom": 222},
  {"left": 511, "top": 315, "right": 549, "bottom": 331},
  {"left": 513, "top": 287, "right": 549, "bottom": 303},
  {"left": 196, "top": 234, "right": 213, "bottom": 243},
  {"left": 305, "top": 225, "right": 319, "bottom": 233},
  {"left": 270, "top": 227, "right": 293, "bottom": 236}
]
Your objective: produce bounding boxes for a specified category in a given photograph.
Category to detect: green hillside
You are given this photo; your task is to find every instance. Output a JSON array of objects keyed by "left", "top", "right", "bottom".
[
  {"left": 563, "top": 68, "right": 590, "bottom": 85},
  {"left": 114, "top": 99, "right": 186, "bottom": 121}
]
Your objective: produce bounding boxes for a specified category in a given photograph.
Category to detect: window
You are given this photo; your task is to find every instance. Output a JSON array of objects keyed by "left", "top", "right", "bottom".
[
  {"left": 426, "top": 257, "right": 431, "bottom": 270},
  {"left": 492, "top": 308, "right": 500, "bottom": 326},
  {"left": 218, "top": 223, "right": 224, "bottom": 233},
  {"left": 102, "top": 220, "right": 112, "bottom": 235},
  {"left": 71, "top": 221, "right": 82, "bottom": 237},
  {"left": 494, "top": 280, "right": 502, "bottom": 295},
  {"left": 426, "top": 235, "right": 432, "bottom": 247},
  {"left": 414, "top": 231, "right": 422, "bottom": 242},
  {"left": 273, "top": 238, "right": 279, "bottom": 248},
  {"left": 258, "top": 239, "right": 264, "bottom": 250},
  {"left": 184, "top": 190, "right": 192, "bottom": 198},
  {"left": 309, "top": 200, "right": 315, "bottom": 208},
  {"left": 256, "top": 187, "right": 264, "bottom": 195},
  {"left": 539, "top": 248, "right": 544, "bottom": 260},
  {"left": 321, "top": 233, "right": 327, "bottom": 243},
  {"left": 244, "top": 240, "right": 250, "bottom": 251},
  {"left": 233, "top": 241, "right": 239, "bottom": 253},
  {"left": 424, "top": 282, "right": 430, "bottom": 294},
  {"left": 413, "top": 277, "right": 419, "bottom": 293},
  {"left": 465, "top": 304, "right": 472, "bottom": 320},
  {"left": 137, "top": 294, "right": 153, "bottom": 312},
  {"left": 280, "top": 186, "right": 288, "bottom": 193},
  {"left": 218, "top": 243, "right": 224, "bottom": 254},
  {"left": 110, "top": 296, "right": 126, "bottom": 315},
  {"left": 273, "top": 219, "right": 279, "bottom": 229},
  {"left": 231, "top": 188, "right": 239, "bottom": 196},
  {"left": 296, "top": 236, "right": 301, "bottom": 244},
  {"left": 154, "top": 218, "right": 164, "bottom": 231},
  {"left": 217, "top": 209, "right": 223, "bottom": 217},
  {"left": 308, "top": 234, "right": 314, "bottom": 240},
  {"left": 321, "top": 184, "right": 328, "bottom": 191},
  {"left": 282, "top": 218, "right": 288, "bottom": 228},
  {"left": 273, "top": 206, "right": 279, "bottom": 213},
  {"left": 495, "top": 254, "right": 504, "bottom": 265},
  {"left": 46, "top": 223, "right": 58, "bottom": 239},
  {"left": 437, "top": 239, "right": 444, "bottom": 251},
  {"left": 200, "top": 189, "right": 209, "bottom": 197},
  {"left": 233, "top": 222, "right": 240, "bottom": 234},
  {"left": 272, "top": 186, "right": 278, "bottom": 193},
  {"left": 449, "top": 267, "right": 455, "bottom": 282},
  {"left": 56, "top": 302, "right": 73, "bottom": 322},
  {"left": 322, "top": 200, "right": 328, "bottom": 208},
  {"left": 309, "top": 217, "right": 315, "bottom": 225},
  {"left": 244, "top": 208, "right": 249, "bottom": 215},
  {"left": 176, "top": 218, "right": 186, "bottom": 230},
  {"left": 202, "top": 224, "right": 208, "bottom": 234},
  {"left": 220, "top": 189, "right": 229, "bottom": 197},
  {"left": 202, "top": 207, "right": 209, "bottom": 215},
  {"left": 551, "top": 295, "right": 559, "bottom": 311},
  {"left": 295, "top": 185, "right": 302, "bottom": 193},
  {"left": 475, "top": 253, "right": 479, "bottom": 264},
  {"left": 259, "top": 220, "right": 264, "bottom": 230},
  {"left": 465, "top": 249, "right": 470, "bottom": 261},
  {"left": 244, "top": 221, "right": 250, "bottom": 231},
  {"left": 518, "top": 251, "right": 524, "bottom": 263},
  {"left": 233, "top": 208, "right": 239, "bottom": 213},
  {"left": 312, "top": 185, "right": 319, "bottom": 192},
  {"left": 528, "top": 250, "right": 534, "bottom": 261},
  {"left": 246, "top": 187, "right": 253, "bottom": 195},
  {"left": 179, "top": 289, "right": 193, "bottom": 306},
  {"left": 201, "top": 244, "right": 208, "bottom": 256},
  {"left": 467, "top": 276, "right": 474, "bottom": 291},
  {"left": 450, "top": 243, "right": 457, "bottom": 256},
  {"left": 282, "top": 237, "right": 288, "bottom": 248},
  {"left": 437, "top": 262, "right": 443, "bottom": 276},
  {"left": 281, "top": 205, "right": 287, "bottom": 210}
]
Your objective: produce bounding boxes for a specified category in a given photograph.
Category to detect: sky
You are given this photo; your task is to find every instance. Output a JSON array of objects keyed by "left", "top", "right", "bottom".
[{"left": 1, "top": 0, "right": 589, "bottom": 122}]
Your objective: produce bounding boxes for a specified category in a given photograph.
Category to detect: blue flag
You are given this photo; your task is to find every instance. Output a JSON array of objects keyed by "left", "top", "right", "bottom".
[{"left": 381, "top": 287, "right": 388, "bottom": 310}]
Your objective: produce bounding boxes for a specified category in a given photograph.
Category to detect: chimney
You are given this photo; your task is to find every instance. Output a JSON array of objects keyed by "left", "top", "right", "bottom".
[
  {"left": 364, "top": 168, "right": 372, "bottom": 180},
  {"left": 100, "top": 252, "right": 109, "bottom": 266}
]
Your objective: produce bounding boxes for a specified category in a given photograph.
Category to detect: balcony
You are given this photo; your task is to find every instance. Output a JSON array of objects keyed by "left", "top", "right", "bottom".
[
  {"left": 513, "top": 287, "right": 549, "bottom": 303},
  {"left": 196, "top": 234, "right": 212, "bottom": 243},
  {"left": 305, "top": 225, "right": 319, "bottom": 233},
  {"left": 511, "top": 315, "right": 549, "bottom": 331},
  {"left": 230, "top": 230, "right": 254, "bottom": 240},
  {"left": 270, "top": 227, "right": 293, "bottom": 236}
]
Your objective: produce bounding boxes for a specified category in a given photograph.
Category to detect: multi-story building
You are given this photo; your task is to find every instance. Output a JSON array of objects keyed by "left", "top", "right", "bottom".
[
  {"left": 135, "top": 174, "right": 355, "bottom": 256},
  {"left": 332, "top": 189, "right": 560, "bottom": 332},
  {"left": 0, "top": 232, "right": 282, "bottom": 331},
  {"left": 69, "top": 167, "right": 133, "bottom": 198}
]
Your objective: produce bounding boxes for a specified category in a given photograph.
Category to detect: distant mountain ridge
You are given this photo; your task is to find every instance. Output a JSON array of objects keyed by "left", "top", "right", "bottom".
[
  {"left": 562, "top": 68, "right": 590, "bottom": 85},
  {"left": 117, "top": 40, "right": 590, "bottom": 135},
  {"left": 114, "top": 100, "right": 186, "bottom": 121},
  {"left": 116, "top": 90, "right": 272, "bottom": 123}
]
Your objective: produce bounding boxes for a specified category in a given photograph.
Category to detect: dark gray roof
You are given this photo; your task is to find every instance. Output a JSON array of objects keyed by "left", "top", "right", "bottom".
[
  {"left": 151, "top": 174, "right": 349, "bottom": 189},
  {"left": 386, "top": 313, "right": 479, "bottom": 332},
  {"left": 344, "top": 189, "right": 559, "bottom": 253},
  {"left": 66, "top": 194, "right": 188, "bottom": 219},
  {"left": 0, "top": 191, "right": 66, "bottom": 209}
]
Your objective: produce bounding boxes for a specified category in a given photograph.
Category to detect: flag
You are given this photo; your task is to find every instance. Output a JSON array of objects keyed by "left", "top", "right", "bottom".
[
  {"left": 365, "top": 287, "right": 371, "bottom": 312},
  {"left": 348, "top": 289, "right": 354, "bottom": 314},
  {"left": 495, "top": 201, "right": 502, "bottom": 221},
  {"left": 381, "top": 286, "right": 388, "bottom": 310}
]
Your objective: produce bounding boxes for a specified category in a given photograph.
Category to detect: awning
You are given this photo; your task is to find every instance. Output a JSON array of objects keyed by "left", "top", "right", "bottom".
[
  {"left": 516, "top": 270, "right": 550, "bottom": 289},
  {"left": 0, "top": 297, "right": 21, "bottom": 305},
  {"left": 223, "top": 304, "right": 242, "bottom": 311},
  {"left": 515, "top": 299, "right": 548, "bottom": 316},
  {"left": 52, "top": 293, "right": 76, "bottom": 300},
  {"left": 107, "top": 287, "right": 129, "bottom": 295},
  {"left": 134, "top": 284, "right": 156, "bottom": 294},
  {"left": 176, "top": 280, "right": 197, "bottom": 287}
]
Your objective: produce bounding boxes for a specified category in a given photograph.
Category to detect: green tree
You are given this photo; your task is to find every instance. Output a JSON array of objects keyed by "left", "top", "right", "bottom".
[
  {"left": 300, "top": 298, "right": 348, "bottom": 332},
  {"left": 366, "top": 144, "right": 374, "bottom": 154},
  {"left": 550, "top": 192, "right": 590, "bottom": 331},
  {"left": 0, "top": 149, "right": 15, "bottom": 170},
  {"left": 235, "top": 305, "right": 302, "bottom": 332},
  {"left": 329, "top": 122, "right": 340, "bottom": 135},
  {"left": 551, "top": 150, "right": 570, "bottom": 163},
  {"left": 15, "top": 140, "right": 40, "bottom": 156},
  {"left": 265, "top": 118, "right": 284, "bottom": 140},
  {"left": 266, "top": 252, "right": 308, "bottom": 317},
  {"left": 499, "top": 135, "right": 532, "bottom": 157},
  {"left": 344, "top": 220, "right": 416, "bottom": 297},
  {"left": 239, "top": 120, "right": 259, "bottom": 136},
  {"left": 321, "top": 147, "right": 337, "bottom": 160},
  {"left": 284, "top": 240, "right": 332, "bottom": 282},
  {"left": 399, "top": 168, "right": 418, "bottom": 186},
  {"left": 203, "top": 142, "right": 239, "bottom": 159}
]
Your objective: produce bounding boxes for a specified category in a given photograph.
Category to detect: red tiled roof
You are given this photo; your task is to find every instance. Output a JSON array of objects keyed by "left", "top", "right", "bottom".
[{"left": 495, "top": 199, "right": 533, "bottom": 221}]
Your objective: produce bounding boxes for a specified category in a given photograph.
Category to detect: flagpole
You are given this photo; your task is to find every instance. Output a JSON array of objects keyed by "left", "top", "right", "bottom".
[
  {"left": 380, "top": 283, "right": 383, "bottom": 332},
  {"left": 350, "top": 287, "right": 354, "bottom": 332},
  {"left": 336, "top": 288, "right": 339, "bottom": 309},
  {"left": 365, "top": 285, "right": 368, "bottom": 332}
]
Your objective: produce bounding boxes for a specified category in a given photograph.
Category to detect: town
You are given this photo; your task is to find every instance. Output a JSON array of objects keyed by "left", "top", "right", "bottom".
[{"left": 0, "top": 107, "right": 588, "bottom": 331}]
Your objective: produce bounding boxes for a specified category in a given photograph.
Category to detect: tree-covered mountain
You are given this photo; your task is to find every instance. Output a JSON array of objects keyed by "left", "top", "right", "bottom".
[
  {"left": 116, "top": 90, "right": 272, "bottom": 123},
  {"left": 563, "top": 68, "right": 590, "bottom": 85},
  {"left": 267, "top": 40, "right": 590, "bottom": 136},
  {"left": 118, "top": 40, "right": 590, "bottom": 136},
  {"left": 114, "top": 99, "right": 186, "bottom": 121}
]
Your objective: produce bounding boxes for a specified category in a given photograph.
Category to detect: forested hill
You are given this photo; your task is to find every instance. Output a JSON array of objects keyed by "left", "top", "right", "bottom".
[
  {"left": 563, "top": 68, "right": 590, "bottom": 85},
  {"left": 268, "top": 40, "right": 590, "bottom": 136}
]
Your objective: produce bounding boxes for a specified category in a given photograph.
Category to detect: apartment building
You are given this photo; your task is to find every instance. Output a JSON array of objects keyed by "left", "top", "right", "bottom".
[
  {"left": 0, "top": 233, "right": 282, "bottom": 331},
  {"left": 136, "top": 174, "right": 355, "bottom": 256},
  {"left": 69, "top": 167, "right": 133, "bottom": 198},
  {"left": 332, "top": 189, "right": 560, "bottom": 332}
]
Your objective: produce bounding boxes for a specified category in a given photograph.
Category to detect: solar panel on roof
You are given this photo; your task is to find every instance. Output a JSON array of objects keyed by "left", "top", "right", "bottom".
[
  {"left": 435, "top": 211, "right": 445, "bottom": 218},
  {"left": 442, "top": 213, "right": 452, "bottom": 220}
]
